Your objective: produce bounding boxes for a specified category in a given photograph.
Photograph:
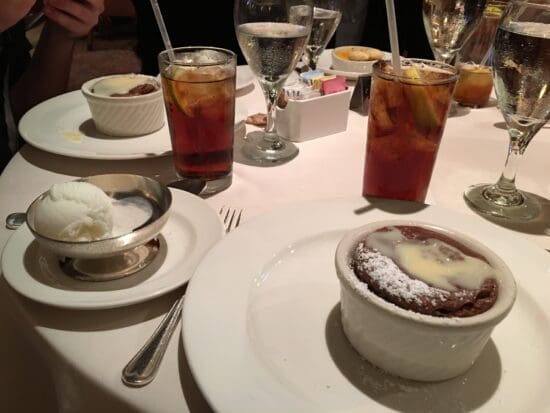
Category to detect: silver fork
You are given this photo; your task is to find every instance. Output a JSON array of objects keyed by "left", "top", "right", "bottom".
[
  {"left": 219, "top": 206, "right": 242, "bottom": 233},
  {"left": 121, "top": 206, "right": 242, "bottom": 387}
]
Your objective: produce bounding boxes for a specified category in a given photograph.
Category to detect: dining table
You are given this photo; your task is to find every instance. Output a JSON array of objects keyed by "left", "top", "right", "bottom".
[{"left": 1, "top": 58, "right": 549, "bottom": 413}]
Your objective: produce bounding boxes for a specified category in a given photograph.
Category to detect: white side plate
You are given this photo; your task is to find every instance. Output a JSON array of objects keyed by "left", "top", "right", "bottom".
[
  {"left": 19, "top": 89, "right": 247, "bottom": 160},
  {"left": 1, "top": 189, "right": 224, "bottom": 310},
  {"left": 18, "top": 90, "right": 173, "bottom": 160}
]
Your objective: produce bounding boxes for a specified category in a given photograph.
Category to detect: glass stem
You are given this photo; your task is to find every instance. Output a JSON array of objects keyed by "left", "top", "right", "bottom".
[
  {"left": 493, "top": 138, "right": 523, "bottom": 194},
  {"left": 309, "top": 55, "right": 318, "bottom": 71},
  {"left": 484, "top": 127, "right": 534, "bottom": 206},
  {"left": 263, "top": 85, "right": 281, "bottom": 145}
]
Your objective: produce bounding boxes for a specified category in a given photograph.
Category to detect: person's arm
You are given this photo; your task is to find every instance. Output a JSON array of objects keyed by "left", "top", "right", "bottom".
[
  {"left": 0, "top": 0, "right": 37, "bottom": 32},
  {"left": 9, "top": 0, "right": 104, "bottom": 122}
]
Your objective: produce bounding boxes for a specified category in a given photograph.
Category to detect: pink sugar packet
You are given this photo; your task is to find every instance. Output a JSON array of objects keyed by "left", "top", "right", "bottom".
[{"left": 321, "top": 76, "right": 347, "bottom": 95}]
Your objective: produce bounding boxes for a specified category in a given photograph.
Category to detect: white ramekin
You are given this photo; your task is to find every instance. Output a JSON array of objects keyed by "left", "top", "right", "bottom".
[
  {"left": 81, "top": 74, "right": 164, "bottom": 137},
  {"left": 331, "top": 46, "right": 384, "bottom": 73},
  {"left": 334, "top": 219, "right": 517, "bottom": 382}
]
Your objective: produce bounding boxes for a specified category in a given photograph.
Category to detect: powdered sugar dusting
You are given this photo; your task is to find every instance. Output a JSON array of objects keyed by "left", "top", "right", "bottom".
[{"left": 354, "top": 242, "right": 449, "bottom": 305}]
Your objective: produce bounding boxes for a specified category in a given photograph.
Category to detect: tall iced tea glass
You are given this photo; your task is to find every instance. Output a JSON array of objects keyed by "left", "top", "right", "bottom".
[
  {"left": 159, "top": 47, "right": 236, "bottom": 195},
  {"left": 363, "top": 59, "right": 458, "bottom": 203},
  {"left": 454, "top": 1, "right": 510, "bottom": 108}
]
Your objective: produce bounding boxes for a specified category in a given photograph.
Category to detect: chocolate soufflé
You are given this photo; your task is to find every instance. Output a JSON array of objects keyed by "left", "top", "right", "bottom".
[
  {"left": 109, "top": 83, "right": 158, "bottom": 97},
  {"left": 350, "top": 225, "right": 498, "bottom": 317},
  {"left": 336, "top": 220, "right": 517, "bottom": 381}
]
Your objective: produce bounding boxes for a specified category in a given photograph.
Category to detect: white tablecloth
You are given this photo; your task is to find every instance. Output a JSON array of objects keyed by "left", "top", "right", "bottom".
[{"left": 1, "top": 76, "right": 549, "bottom": 412}]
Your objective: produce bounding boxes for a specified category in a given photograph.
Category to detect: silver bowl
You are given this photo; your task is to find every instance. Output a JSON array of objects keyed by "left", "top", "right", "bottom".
[{"left": 26, "top": 174, "right": 172, "bottom": 281}]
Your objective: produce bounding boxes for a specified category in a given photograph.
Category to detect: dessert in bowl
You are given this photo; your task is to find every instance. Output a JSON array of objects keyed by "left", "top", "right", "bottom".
[
  {"left": 331, "top": 46, "right": 386, "bottom": 73},
  {"left": 334, "top": 220, "right": 516, "bottom": 381},
  {"left": 81, "top": 74, "right": 164, "bottom": 137},
  {"left": 26, "top": 174, "right": 172, "bottom": 280}
]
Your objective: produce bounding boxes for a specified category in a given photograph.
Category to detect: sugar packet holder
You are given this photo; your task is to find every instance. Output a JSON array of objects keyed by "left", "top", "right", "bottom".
[{"left": 275, "top": 74, "right": 352, "bottom": 142}]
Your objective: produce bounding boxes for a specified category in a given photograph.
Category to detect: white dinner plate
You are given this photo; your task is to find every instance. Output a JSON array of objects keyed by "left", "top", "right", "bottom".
[
  {"left": 316, "top": 49, "right": 391, "bottom": 80},
  {"left": 237, "top": 65, "right": 254, "bottom": 90},
  {"left": 182, "top": 196, "right": 550, "bottom": 413},
  {"left": 19, "top": 89, "right": 247, "bottom": 161},
  {"left": 18, "top": 90, "right": 173, "bottom": 160},
  {"left": 1, "top": 189, "right": 224, "bottom": 310}
]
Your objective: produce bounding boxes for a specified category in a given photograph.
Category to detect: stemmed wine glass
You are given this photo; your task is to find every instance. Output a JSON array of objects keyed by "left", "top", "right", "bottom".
[
  {"left": 302, "top": 0, "right": 342, "bottom": 71},
  {"left": 457, "top": 0, "right": 510, "bottom": 66},
  {"left": 422, "top": 0, "right": 488, "bottom": 65},
  {"left": 234, "top": 0, "right": 313, "bottom": 164},
  {"left": 464, "top": 0, "right": 550, "bottom": 220}
]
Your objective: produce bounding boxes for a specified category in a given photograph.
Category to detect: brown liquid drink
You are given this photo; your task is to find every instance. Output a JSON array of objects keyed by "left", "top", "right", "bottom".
[
  {"left": 363, "top": 59, "right": 458, "bottom": 203},
  {"left": 454, "top": 63, "right": 493, "bottom": 107},
  {"left": 159, "top": 47, "right": 236, "bottom": 195}
]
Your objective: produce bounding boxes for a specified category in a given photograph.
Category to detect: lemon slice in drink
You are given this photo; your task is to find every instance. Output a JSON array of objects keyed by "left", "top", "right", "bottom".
[
  {"left": 460, "top": 63, "right": 491, "bottom": 75},
  {"left": 459, "top": 64, "right": 492, "bottom": 89},
  {"left": 460, "top": 63, "right": 491, "bottom": 76},
  {"left": 402, "top": 66, "right": 440, "bottom": 130},
  {"left": 485, "top": 4, "right": 504, "bottom": 17},
  {"left": 166, "top": 67, "right": 198, "bottom": 118}
]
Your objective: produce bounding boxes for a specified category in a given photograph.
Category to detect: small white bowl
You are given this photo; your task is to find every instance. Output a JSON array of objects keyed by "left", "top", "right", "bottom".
[
  {"left": 81, "top": 74, "right": 165, "bottom": 137},
  {"left": 331, "top": 46, "right": 386, "bottom": 73},
  {"left": 335, "top": 220, "right": 516, "bottom": 382}
]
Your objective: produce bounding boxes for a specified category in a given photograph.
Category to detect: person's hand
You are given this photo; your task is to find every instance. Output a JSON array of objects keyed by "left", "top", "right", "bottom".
[
  {"left": 43, "top": 0, "right": 105, "bottom": 38},
  {"left": 0, "top": 0, "right": 37, "bottom": 31}
]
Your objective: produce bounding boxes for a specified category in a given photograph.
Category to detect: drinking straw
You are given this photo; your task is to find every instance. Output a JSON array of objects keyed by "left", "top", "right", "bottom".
[
  {"left": 149, "top": 0, "right": 175, "bottom": 61},
  {"left": 480, "top": 47, "right": 492, "bottom": 67},
  {"left": 384, "top": 0, "right": 401, "bottom": 75}
]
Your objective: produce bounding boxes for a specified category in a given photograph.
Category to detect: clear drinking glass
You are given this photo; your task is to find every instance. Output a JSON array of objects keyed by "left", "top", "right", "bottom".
[
  {"left": 234, "top": 0, "right": 313, "bottom": 164},
  {"left": 363, "top": 59, "right": 458, "bottom": 203},
  {"left": 463, "top": 0, "right": 550, "bottom": 220},
  {"left": 159, "top": 47, "right": 236, "bottom": 195},
  {"left": 453, "top": 63, "right": 493, "bottom": 107},
  {"left": 422, "top": 0, "right": 488, "bottom": 65},
  {"left": 302, "top": 0, "right": 342, "bottom": 71},
  {"left": 458, "top": 0, "right": 510, "bottom": 65},
  {"left": 453, "top": 1, "right": 510, "bottom": 108}
]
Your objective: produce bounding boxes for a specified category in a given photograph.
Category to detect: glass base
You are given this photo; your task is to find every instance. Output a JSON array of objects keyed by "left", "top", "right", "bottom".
[
  {"left": 60, "top": 239, "right": 160, "bottom": 281},
  {"left": 455, "top": 99, "right": 489, "bottom": 109},
  {"left": 463, "top": 183, "right": 541, "bottom": 220},
  {"left": 175, "top": 173, "right": 231, "bottom": 196},
  {"left": 448, "top": 100, "right": 459, "bottom": 117},
  {"left": 242, "top": 131, "right": 299, "bottom": 165}
]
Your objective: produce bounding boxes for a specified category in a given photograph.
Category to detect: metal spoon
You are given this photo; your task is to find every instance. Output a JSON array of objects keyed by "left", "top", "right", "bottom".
[
  {"left": 122, "top": 293, "right": 186, "bottom": 387},
  {"left": 5, "top": 212, "right": 26, "bottom": 230},
  {"left": 121, "top": 207, "right": 242, "bottom": 387}
]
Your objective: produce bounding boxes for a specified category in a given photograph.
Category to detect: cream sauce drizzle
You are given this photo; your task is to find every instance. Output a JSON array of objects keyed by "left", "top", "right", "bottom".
[{"left": 366, "top": 227, "right": 495, "bottom": 291}]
